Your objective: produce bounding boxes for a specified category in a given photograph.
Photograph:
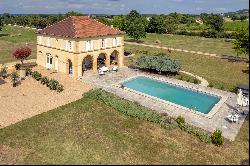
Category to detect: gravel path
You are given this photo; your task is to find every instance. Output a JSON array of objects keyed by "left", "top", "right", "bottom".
[
  {"left": 0, "top": 66, "right": 92, "bottom": 128},
  {"left": 124, "top": 42, "right": 219, "bottom": 57}
]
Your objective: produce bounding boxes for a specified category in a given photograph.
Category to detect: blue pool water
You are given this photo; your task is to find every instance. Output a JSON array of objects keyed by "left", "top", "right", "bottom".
[{"left": 122, "top": 76, "right": 220, "bottom": 114}]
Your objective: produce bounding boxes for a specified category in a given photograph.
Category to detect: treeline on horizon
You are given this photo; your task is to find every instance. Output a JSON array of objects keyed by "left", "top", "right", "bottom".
[{"left": 0, "top": 10, "right": 249, "bottom": 39}]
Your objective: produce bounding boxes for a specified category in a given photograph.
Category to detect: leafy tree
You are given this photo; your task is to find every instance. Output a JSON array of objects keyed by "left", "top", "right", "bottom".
[
  {"left": 96, "top": 17, "right": 112, "bottom": 26},
  {"left": 125, "top": 10, "right": 147, "bottom": 41},
  {"left": 12, "top": 47, "right": 32, "bottom": 64},
  {"left": 231, "top": 14, "right": 240, "bottom": 21},
  {"left": 240, "top": 15, "right": 248, "bottom": 21},
  {"left": 112, "top": 16, "right": 124, "bottom": 29},
  {"left": 203, "top": 14, "right": 224, "bottom": 32},
  {"left": 165, "top": 16, "right": 179, "bottom": 34},
  {"left": 147, "top": 15, "right": 166, "bottom": 34},
  {"left": 65, "top": 11, "right": 83, "bottom": 17},
  {"left": 136, "top": 55, "right": 181, "bottom": 73},
  {"left": 147, "top": 16, "right": 158, "bottom": 33},
  {"left": 0, "top": 18, "right": 3, "bottom": 31},
  {"left": 233, "top": 27, "right": 249, "bottom": 55}
]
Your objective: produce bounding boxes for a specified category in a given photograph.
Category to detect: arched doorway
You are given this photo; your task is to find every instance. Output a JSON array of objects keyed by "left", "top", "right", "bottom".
[
  {"left": 82, "top": 55, "right": 93, "bottom": 75},
  {"left": 67, "top": 59, "right": 73, "bottom": 75},
  {"left": 110, "top": 50, "right": 119, "bottom": 65},
  {"left": 97, "top": 53, "right": 106, "bottom": 69}
]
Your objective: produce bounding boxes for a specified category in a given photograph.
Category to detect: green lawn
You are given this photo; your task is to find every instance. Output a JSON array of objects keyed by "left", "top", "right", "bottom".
[
  {"left": 179, "top": 21, "right": 249, "bottom": 32},
  {"left": 0, "top": 89, "right": 248, "bottom": 165},
  {"left": 125, "top": 33, "right": 239, "bottom": 56},
  {"left": 0, "top": 25, "right": 37, "bottom": 65},
  {"left": 125, "top": 44, "right": 249, "bottom": 91}
]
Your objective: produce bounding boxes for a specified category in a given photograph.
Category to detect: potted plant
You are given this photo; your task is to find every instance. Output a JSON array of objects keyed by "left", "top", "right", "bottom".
[
  {"left": 0, "top": 65, "right": 8, "bottom": 79},
  {"left": 11, "top": 71, "right": 20, "bottom": 87}
]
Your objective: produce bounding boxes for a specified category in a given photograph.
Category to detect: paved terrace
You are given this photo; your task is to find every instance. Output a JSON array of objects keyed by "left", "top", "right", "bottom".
[{"left": 80, "top": 67, "right": 249, "bottom": 141}]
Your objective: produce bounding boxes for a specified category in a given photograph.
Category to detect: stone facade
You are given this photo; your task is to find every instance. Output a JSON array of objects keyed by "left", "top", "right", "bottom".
[{"left": 36, "top": 34, "right": 124, "bottom": 79}]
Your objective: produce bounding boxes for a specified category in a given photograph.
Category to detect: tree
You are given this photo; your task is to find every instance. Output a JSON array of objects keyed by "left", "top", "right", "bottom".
[
  {"left": 233, "top": 27, "right": 249, "bottom": 55},
  {"left": 112, "top": 16, "right": 123, "bottom": 29},
  {"left": 147, "top": 15, "right": 167, "bottom": 34},
  {"left": 125, "top": 10, "right": 146, "bottom": 41},
  {"left": 165, "top": 16, "right": 179, "bottom": 34},
  {"left": 65, "top": 11, "right": 83, "bottom": 17},
  {"left": 0, "top": 18, "right": 3, "bottom": 31},
  {"left": 204, "top": 14, "right": 224, "bottom": 32},
  {"left": 12, "top": 47, "right": 32, "bottom": 64}
]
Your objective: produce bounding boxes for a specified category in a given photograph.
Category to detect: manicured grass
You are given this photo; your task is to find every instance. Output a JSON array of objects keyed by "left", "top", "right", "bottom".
[
  {"left": 125, "top": 33, "right": 238, "bottom": 56},
  {"left": 0, "top": 25, "right": 37, "bottom": 64},
  {"left": 0, "top": 89, "right": 248, "bottom": 164},
  {"left": 124, "top": 44, "right": 249, "bottom": 91}
]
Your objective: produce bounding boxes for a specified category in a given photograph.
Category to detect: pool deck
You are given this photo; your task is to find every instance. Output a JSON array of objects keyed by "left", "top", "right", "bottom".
[{"left": 80, "top": 67, "right": 249, "bottom": 141}]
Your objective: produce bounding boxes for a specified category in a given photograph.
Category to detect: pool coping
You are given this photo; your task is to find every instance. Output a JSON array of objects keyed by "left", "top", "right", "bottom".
[{"left": 114, "top": 74, "right": 228, "bottom": 119}]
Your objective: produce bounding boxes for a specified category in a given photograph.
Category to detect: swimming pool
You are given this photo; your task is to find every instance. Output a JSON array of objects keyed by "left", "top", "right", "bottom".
[{"left": 122, "top": 76, "right": 221, "bottom": 114}]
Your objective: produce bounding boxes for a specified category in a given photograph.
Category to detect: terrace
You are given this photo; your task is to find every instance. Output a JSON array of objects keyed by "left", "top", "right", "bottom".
[{"left": 80, "top": 66, "right": 249, "bottom": 141}]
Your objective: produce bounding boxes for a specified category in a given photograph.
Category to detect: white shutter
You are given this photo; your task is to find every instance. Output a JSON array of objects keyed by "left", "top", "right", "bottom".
[
  {"left": 112, "top": 38, "right": 115, "bottom": 46},
  {"left": 66, "top": 41, "right": 68, "bottom": 50},
  {"left": 105, "top": 39, "right": 108, "bottom": 48},
  {"left": 91, "top": 40, "right": 94, "bottom": 50},
  {"left": 117, "top": 37, "right": 120, "bottom": 45},
  {"left": 85, "top": 41, "right": 89, "bottom": 51}
]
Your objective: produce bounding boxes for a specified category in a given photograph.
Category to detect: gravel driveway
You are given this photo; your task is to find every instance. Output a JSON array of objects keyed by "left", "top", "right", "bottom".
[{"left": 0, "top": 66, "right": 92, "bottom": 128}]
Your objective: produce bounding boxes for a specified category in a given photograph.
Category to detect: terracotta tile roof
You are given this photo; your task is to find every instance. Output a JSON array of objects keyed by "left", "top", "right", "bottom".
[{"left": 38, "top": 16, "right": 125, "bottom": 38}]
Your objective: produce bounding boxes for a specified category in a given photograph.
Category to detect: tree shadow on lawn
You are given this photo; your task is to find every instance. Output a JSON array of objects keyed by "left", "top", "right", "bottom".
[
  {"left": 124, "top": 39, "right": 144, "bottom": 43},
  {"left": 0, "top": 34, "right": 9, "bottom": 37}
]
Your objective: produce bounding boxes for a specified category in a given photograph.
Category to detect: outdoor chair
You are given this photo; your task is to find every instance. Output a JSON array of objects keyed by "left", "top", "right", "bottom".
[
  {"left": 226, "top": 114, "right": 239, "bottom": 123},
  {"left": 112, "top": 65, "right": 118, "bottom": 72},
  {"left": 99, "top": 69, "right": 105, "bottom": 76}
]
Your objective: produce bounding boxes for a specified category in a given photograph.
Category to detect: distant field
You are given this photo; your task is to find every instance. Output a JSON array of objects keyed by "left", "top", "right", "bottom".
[
  {"left": 126, "top": 33, "right": 237, "bottom": 56},
  {"left": 179, "top": 20, "right": 249, "bottom": 32},
  {"left": 0, "top": 25, "right": 37, "bottom": 65},
  {"left": 124, "top": 44, "right": 249, "bottom": 91},
  {"left": 223, "top": 21, "right": 249, "bottom": 31}
]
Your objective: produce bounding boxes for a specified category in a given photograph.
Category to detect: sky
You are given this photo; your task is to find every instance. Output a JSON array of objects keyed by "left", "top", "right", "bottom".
[{"left": 0, "top": 0, "right": 249, "bottom": 15}]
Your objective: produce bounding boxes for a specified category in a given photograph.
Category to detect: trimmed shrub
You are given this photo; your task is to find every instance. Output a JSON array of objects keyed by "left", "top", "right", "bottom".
[
  {"left": 0, "top": 65, "right": 8, "bottom": 79},
  {"left": 25, "top": 68, "right": 32, "bottom": 76},
  {"left": 229, "top": 86, "right": 238, "bottom": 94},
  {"left": 176, "top": 115, "right": 185, "bottom": 125},
  {"left": 10, "top": 71, "right": 19, "bottom": 87},
  {"left": 211, "top": 129, "right": 224, "bottom": 146},
  {"left": 32, "top": 71, "right": 42, "bottom": 81},
  {"left": 14, "top": 63, "right": 21, "bottom": 70},
  {"left": 47, "top": 79, "right": 59, "bottom": 90},
  {"left": 208, "top": 83, "right": 213, "bottom": 88},
  {"left": 193, "top": 78, "right": 199, "bottom": 84},
  {"left": 40, "top": 76, "right": 49, "bottom": 85},
  {"left": 136, "top": 55, "right": 181, "bottom": 74},
  {"left": 56, "top": 84, "right": 64, "bottom": 93}
]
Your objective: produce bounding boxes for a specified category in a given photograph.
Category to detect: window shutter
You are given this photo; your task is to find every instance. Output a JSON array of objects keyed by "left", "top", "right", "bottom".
[
  {"left": 117, "top": 37, "right": 120, "bottom": 45},
  {"left": 105, "top": 39, "right": 108, "bottom": 48},
  {"left": 113, "top": 38, "right": 115, "bottom": 46},
  {"left": 91, "top": 40, "right": 94, "bottom": 50},
  {"left": 65, "top": 41, "right": 68, "bottom": 50},
  {"left": 86, "top": 41, "right": 88, "bottom": 51}
]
